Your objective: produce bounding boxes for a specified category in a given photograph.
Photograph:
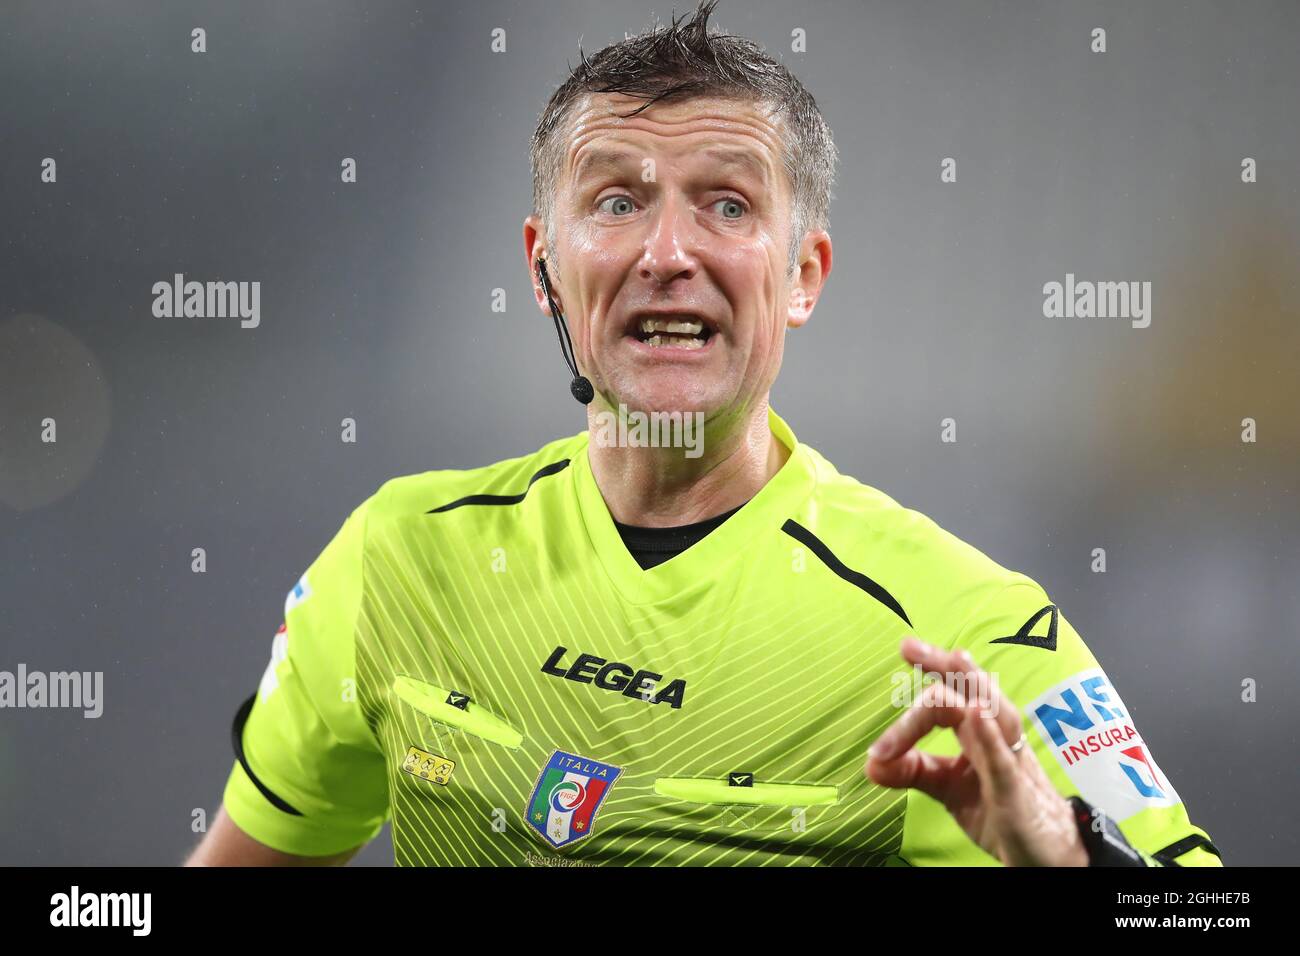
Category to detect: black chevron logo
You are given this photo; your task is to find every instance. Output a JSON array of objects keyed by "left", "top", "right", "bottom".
[{"left": 990, "top": 604, "right": 1059, "bottom": 651}]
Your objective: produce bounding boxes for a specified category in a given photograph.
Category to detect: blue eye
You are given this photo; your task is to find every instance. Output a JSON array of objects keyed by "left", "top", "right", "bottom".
[
  {"left": 714, "top": 198, "right": 747, "bottom": 220},
  {"left": 598, "top": 195, "right": 636, "bottom": 216}
]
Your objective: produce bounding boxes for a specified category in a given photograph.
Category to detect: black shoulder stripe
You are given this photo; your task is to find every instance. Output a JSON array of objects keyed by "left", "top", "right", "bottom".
[
  {"left": 781, "top": 519, "right": 912, "bottom": 627},
  {"left": 426, "top": 458, "right": 571, "bottom": 514},
  {"left": 231, "top": 692, "right": 303, "bottom": 816},
  {"left": 1152, "top": 833, "right": 1223, "bottom": 866}
]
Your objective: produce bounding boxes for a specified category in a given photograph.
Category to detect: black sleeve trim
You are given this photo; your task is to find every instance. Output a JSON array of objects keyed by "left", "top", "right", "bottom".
[
  {"left": 231, "top": 692, "right": 304, "bottom": 816},
  {"left": 1153, "top": 833, "right": 1223, "bottom": 867},
  {"left": 781, "top": 519, "right": 912, "bottom": 626},
  {"left": 426, "top": 459, "right": 571, "bottom": 513}
]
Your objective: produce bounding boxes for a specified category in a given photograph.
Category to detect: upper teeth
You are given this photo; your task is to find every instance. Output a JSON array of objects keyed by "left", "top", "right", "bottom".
[{"left": 639, "top": 317, "right": 703, "bottom": 335}]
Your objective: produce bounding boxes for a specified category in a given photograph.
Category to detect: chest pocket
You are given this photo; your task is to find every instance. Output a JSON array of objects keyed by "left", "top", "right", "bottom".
[
  {"left": 653, "top": 774, "right": 842, "bottom": 834},
  {"left": 391, "top": 675, "right": 524, "bottom": 749}
]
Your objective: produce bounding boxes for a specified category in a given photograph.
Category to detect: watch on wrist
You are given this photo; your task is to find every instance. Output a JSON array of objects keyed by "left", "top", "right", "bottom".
[{"left": 1068, "top": 796, "right": 1148, "bottom": 866}]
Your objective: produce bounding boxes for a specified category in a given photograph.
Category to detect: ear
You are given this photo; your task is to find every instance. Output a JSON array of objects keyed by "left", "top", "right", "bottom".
[
  {"left": 786, "top": 228, "right": 832, "bottom": 329},
  {"left": 523, "top": 215, "right": 559, "bottom": 316}
]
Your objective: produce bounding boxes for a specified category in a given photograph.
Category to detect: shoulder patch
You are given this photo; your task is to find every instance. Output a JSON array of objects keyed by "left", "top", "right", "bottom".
[
  {"left": 283, "top": 573, "right": 311, "bottom": 616},
  {"left": 1026, "top": 668, "right": 1181, "bottom": 820}
]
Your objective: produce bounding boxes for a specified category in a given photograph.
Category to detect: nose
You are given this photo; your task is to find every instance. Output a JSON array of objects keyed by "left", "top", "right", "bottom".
[{"left": 637, "top": 193, "right": 699, "bottom": 286}]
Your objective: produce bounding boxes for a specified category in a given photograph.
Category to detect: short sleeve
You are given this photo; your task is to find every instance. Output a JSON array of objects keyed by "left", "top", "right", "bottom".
[
  {"left": 901, "top": 580, "right": 1222, "bottom": 867},
  {"left": 220, "top": 501, "right": 391, "bottom": 856}
]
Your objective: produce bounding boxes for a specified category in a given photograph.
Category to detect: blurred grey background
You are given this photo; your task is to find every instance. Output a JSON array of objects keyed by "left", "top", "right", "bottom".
[{"left": 1, "top": 0, "right": 1296, "bottom": 865}]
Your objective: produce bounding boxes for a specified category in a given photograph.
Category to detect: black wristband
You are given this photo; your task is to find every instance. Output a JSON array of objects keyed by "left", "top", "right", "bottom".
[{"left": 1068, "top": 796, "right": 1147, "bottom": 866}]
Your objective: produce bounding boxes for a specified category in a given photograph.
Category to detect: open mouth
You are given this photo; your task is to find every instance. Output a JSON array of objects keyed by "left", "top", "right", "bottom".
[{"left": 629, "top": 313, "right": 716, "bottom": 351}]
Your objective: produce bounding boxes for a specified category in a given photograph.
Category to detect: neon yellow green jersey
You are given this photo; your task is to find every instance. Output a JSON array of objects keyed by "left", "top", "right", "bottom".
[{"left": 222, "top": 409, "right": 1221, "bottom": 866}]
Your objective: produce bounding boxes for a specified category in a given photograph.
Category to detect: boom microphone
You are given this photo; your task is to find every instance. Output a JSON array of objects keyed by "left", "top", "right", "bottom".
[{"left": 536, "top": 257, "right": 594, "bottom": 405}]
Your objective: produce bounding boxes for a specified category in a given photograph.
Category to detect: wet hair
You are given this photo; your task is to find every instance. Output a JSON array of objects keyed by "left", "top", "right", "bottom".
[{"left": 530, "top": 0, "right": 837, "bottom": 274}]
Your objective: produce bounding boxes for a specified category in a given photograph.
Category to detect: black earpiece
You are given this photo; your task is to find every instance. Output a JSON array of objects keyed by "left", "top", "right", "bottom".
[{"left": 537, "top": 258, "right": 594, "bottom": 405}]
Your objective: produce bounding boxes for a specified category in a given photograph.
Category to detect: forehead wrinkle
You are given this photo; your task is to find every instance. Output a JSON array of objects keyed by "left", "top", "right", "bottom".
[
  {"left": 570, "top": 113, "right": 782, "bottom": 151},
  {"left": 564, "top": 95, "right": 784, "bottom": 163},
  {"left": 567, "top": 127, "right": 782, "bottom": 192},
  {"left": 569, "top": 143, "right": 772, "bottom": 191}
]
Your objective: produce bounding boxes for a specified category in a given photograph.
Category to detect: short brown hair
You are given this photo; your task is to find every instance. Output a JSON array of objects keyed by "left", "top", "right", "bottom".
[{"left": 530, "top": 0, "right": 837, "bottom": 274}]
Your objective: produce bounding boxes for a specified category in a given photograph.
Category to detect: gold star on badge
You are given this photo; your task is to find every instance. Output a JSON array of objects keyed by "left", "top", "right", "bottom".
[
  {"left": 575, "top": 820, "right": 586, "bottom": 830},
  {"left": 534, "top": 812, "right": 543, "bottom": 822}
]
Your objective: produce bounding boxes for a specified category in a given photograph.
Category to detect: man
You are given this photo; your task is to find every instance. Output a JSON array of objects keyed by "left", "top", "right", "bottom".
[{"left": 187, "top": 0, "right": 1219, "bottom": 867}]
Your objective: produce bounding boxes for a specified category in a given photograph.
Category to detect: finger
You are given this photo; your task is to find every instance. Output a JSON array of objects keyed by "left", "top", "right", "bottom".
[
  {"left": 964, "top": 704, "right": 1020, "bottom": 799},
  {"left": 865, "top": 748, "right": 968, "bottom": 804},
  {"left": 900, "top": 637, "right": 976, "bottom": 679},
  {"left": 901, "top": 639, "right": 986, "bottom": 709},
  {"left": 901, "top": 638, "right": 1022, "bottom": 747},
  {"left": 1024, "top": 736, "right": 1063, "bottom": 801},
  {"left": 869, "top": 679, "right": 967, "bottom": 760},
  {"left": 970, "top": 682, "right": 1024, "bottom": 751}
]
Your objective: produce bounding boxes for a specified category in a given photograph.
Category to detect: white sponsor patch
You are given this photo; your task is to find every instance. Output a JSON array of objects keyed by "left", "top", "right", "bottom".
[
  {"left": 284, "top": 572, "right": 311, "bottom": 616},
  {"left": 1025, "top": 668, "right": 1179, "bottom": 821},
  {"left": 258, "top": 623, "right": 289, "bottom": 702}
]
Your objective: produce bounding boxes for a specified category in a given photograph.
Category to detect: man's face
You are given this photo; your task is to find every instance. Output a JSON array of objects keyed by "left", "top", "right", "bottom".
[{"left": 528, "top": 93, "right": 828, "bottom": 421}]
